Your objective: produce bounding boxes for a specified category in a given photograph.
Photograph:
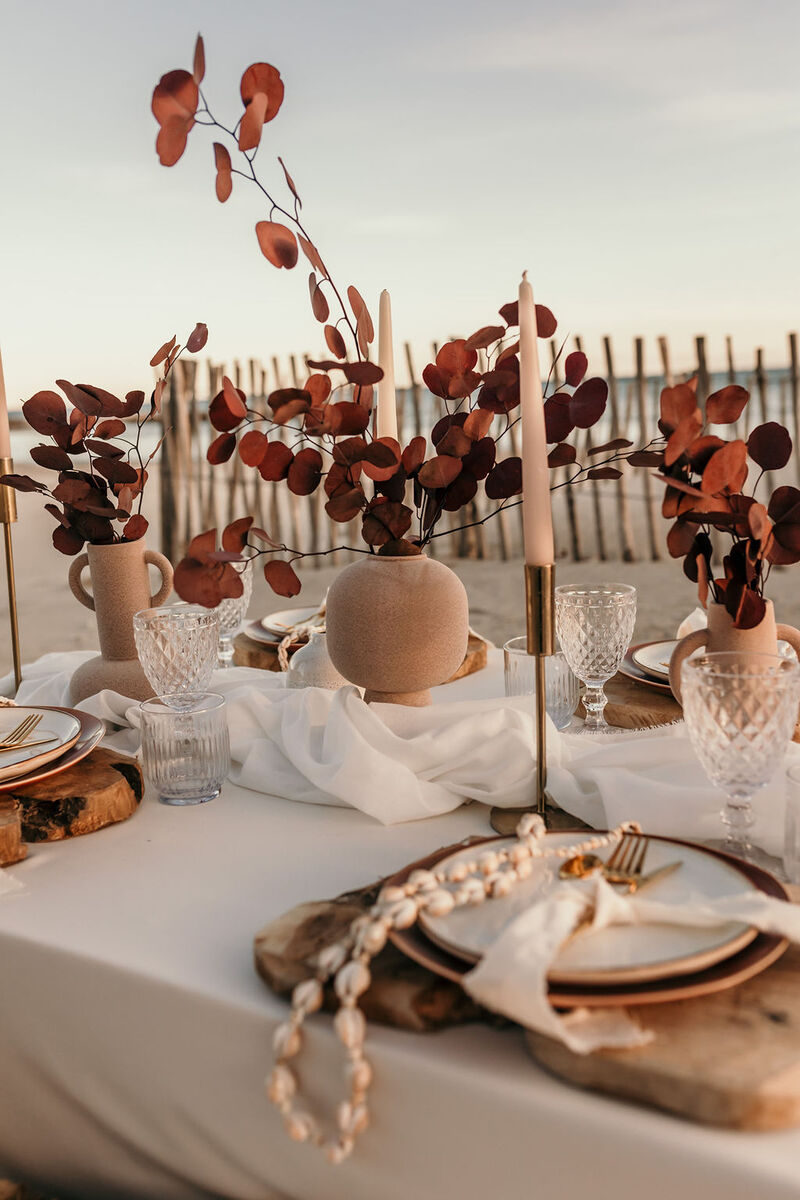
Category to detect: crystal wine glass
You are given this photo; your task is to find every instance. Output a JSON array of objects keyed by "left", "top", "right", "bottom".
[
  {"left": 682, "top": 651, "right": 800, "bottom": 860},
  {"left": 133, "top": 605, "right": 219, "bottom": 709},
  {"left": 215, "top": 562, "right": 254, "bottom": 667},
  {"left": 555, "top": 583, "right": 637, "bottom": 734}
]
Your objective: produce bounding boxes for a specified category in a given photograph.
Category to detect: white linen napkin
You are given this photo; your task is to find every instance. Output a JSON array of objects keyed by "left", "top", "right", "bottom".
[
  {"left": 463, "top": 874, "right": 800, "bottom": 1053},
  {"left": 676, "top": 607, "right": 708, "bottom": 640}
]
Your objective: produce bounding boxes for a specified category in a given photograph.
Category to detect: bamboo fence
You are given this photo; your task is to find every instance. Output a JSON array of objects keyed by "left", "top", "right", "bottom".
[{"left": 157, "top": 333, "right": 800, "bottom": 571}]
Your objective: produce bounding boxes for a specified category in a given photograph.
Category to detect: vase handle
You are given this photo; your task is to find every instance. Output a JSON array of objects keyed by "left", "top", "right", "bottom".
[
  {"left": 777, "top": 623, "right": 800, "bottom": 661},
  {"left": 668, "top": 629, "right": 709, "bottom": 704},
  {"left": 145, "top": 550, "right": 174, "bottom": 607},
  {"left": 68, "top": 553, "right": 95, "bottom": 612}
]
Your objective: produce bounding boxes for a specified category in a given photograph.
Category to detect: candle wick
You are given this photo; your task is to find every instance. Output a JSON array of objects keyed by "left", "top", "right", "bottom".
[{"left": 522, "top": 270, "right": 528, "bottom": 281}]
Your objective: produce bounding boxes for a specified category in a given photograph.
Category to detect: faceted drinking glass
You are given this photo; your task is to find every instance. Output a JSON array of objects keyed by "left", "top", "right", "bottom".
[
  {"left": 140, "top": 693, "right": 230, "bottom": 806},
  {"left": 133, "top": 606, "right": 219, "bottom": 710},
  {"left": 215, "top": 563, "right": 254, "bottom": 668},
  {"left": 503, "top": 639, "right": 580, "bottom": 730},
  {"left": 682, "top": 652, "right": 800, "bottom": 861},
  {"left": 555, "top": 584, "right": 637, "bottom": 733}
]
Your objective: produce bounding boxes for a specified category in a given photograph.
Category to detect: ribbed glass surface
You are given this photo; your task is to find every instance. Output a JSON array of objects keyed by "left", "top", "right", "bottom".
[{"left": 140, "top": 693, "right": 230, "bottom": 805}]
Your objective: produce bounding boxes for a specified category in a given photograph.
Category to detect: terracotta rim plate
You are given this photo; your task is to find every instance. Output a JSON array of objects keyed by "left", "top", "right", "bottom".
[
  {"left": 632, "top": 640, "right": 677, "bottom": 680},
  {"left": 388, "top": 834, "right": 789, "bottom": 1007},
  {"left": 619, "top": 645, "right": 674, "bottom": 694},
  {"left": 0, "top": 707, "right": 81, "bottom": 783},
  {"left": 0, "top": 709, "right": 105, "bottom": 794},
  {"left": 419, "top": 834, "right": 759, "bottom": 986}
]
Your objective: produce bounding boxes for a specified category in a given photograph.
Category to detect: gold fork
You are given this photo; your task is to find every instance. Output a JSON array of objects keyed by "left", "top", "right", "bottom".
[
  {"left": 604, "top": 833, "right": 683, "bottom": 893},
  {"left": 0, "top": 713, "right": 43, "bottom": 750}
]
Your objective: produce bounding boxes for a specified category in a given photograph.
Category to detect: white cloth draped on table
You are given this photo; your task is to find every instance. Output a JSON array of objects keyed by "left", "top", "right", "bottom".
[{"left": 5, "top": 649, "right": 798, "bottom": 853}]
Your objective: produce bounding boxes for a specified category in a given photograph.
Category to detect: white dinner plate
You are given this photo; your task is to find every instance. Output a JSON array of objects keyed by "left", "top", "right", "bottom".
[
  {"left": 245, "top": 620, "right": 281, "bottom": 646},
  {"left": 260, "top": 606, "right": 321, "bottom": 636},
  {"left": 418, "top": 833, "right": 759, "bottom": 986},
  {"left": 0, "top": 707, "right": 82, "bottom": 784},
  {"left": 632, "top": 640, "right": 677, "bottom": 679}
]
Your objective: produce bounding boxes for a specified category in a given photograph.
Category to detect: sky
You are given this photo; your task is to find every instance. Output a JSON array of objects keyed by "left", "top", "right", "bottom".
[{"left": 0, "top": 0, "right": 798, "bottom": 404}]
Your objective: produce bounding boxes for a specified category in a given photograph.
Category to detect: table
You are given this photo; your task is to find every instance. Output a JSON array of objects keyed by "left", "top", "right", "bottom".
[{"left": 1, "top": 673, "right": 800, "bottom": 1199}]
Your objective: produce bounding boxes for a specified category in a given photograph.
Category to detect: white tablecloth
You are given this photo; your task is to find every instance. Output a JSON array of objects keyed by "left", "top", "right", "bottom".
[{"left": 1, "top": 664, "right": 800, "bottom": 1199}]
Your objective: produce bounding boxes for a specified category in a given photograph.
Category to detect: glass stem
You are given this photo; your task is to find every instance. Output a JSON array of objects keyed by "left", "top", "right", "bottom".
[
  {"left": 218, "top": 636, "right": 235, "bottom": 669},
  {"left": 722, "top": 795, "right": 754, "bottom": 856},
  {"left": 582, "top": 682, "right": 609, "bottom": 730}
]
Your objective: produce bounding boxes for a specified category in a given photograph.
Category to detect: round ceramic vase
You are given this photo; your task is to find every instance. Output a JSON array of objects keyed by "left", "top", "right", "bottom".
[{"left": 324, "top": 554, "right": 469, "bottom": 706}]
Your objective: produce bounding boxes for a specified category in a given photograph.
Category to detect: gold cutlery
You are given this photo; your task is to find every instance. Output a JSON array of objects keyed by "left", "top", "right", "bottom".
[
  {"left": 0, "top": 736, "right": 58, "bottom": 754},
  {"left": 0, "top": 713, "right": 43, "bottom": 749},
  {"left": 560, "top": 833, "right": 682, "bottom": 893}
]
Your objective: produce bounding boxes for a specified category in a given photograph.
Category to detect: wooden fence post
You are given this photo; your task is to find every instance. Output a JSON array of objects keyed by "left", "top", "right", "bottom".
[
  {"left": 603, "top": 335, "right": 636, "bottom": 563},
  {"left": 636, "top": 337, "right": 662, "bottom": 560}
]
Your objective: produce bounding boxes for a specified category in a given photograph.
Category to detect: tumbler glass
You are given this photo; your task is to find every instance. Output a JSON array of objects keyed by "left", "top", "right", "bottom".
[
  {"left": 682, "top": 652, "right": 800, "bottom": 861},
  {"left": 503, "top": 639, "right": 580, "bottom": 730},
  {"left": 133, "top": 605, "right": 219, "bottom": 709},
  {"left": 784, "top": 763, "right": 800, "bottom": 884},
  {"left": 215, "top": 563, "right": 254, "bottom": 667},
  {"left": 140, "top": 693, "right": 230, "bottom": 806},
  {"left": 555, "top": 583, "right": 637, "bottom": 733}
]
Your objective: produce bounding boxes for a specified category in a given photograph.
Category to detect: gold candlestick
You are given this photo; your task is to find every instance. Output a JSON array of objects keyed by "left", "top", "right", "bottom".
[{"left": 0, "top": 457, "right": 21, "bottom": 691}]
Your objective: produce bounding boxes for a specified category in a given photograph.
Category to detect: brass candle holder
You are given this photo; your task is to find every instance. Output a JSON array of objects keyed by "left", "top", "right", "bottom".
[
  {"left": 0, "top": 457, "right": 22, "bottom": 691},
  {"left": 491, "top": 561, "right": 572, "bottom": 835}
]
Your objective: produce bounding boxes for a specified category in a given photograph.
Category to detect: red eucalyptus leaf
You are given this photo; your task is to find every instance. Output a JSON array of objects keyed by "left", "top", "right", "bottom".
[
  {"left": 298, "top": 236, "right": 326, "bottom": 276},
  {"left": 329, "top": 402, "right": 371, "bottom": 436},
  {"left": 462, "top": 437, "right": 496, "bottom": 480},
  {"left": 222, "top": 517, "right": 254, "bottom": 553},
  {"left": 499, "top": 301, "right": 518, "bottom": 326},
  {"left": 401, "top": 436, "right": 427, "bottom": 475},
  {"left": 564, "top": 351, "right": 588, "bottom": 388},
  {"left": 152, "top": 69, "right": 197, "bottom": 125},
  {"left": 213, "top": 143, "right": 232, "bottom": 202},
  {"left": 156, "top": 118, "right": 192, "bottom": 168},
  {"left": 747, "top": 501, "right": 772, "bottom": 547},
  {"left": 422, "top": 364, "right": 450, "bottom": 400},
  {"left": 768, "top": 485, "right": 800, "bottom": 524},
  {"left": 238, "top": 430, "right": 268, "bottom": 468},
  {"left": 701, "top": 440, "right": 748, "bottom": 495},
  {"left": 278, "top": 157, "right": 301, "bottom": 208},
  {"left": 256, "top": 221, "right": 298, "bottom": 269},
  {"left": 52, "top": 525, "right": 84, "bottom": 556},
  {"left": 44, "top": 502, "right": 70, "bottom": 528},
  {"left": 209, "top": 388, "right": 245, "bottom": 432},
  {"left": 435, "top": 425, "right": 472, "bottom": 458},
  {"left": 332, "top": 437, "right": 368, "bottom": 468},
  {"left": 654, "top": 474, "right": 705, "bottom": 498},
  {"left": 343, "top": 361, "right": 382, "bottom": 387},
  {"left": 481, "top": 369, "right": 517, "bottom": 389},
  {"left": 748, "top": 422, "right": 792, "bottom": 471},
  {"left": 361, "top": 437, "right": 401, "bottom": 482},
  {"left": 303, "top": 374, "right": 332, "bottom": 406},
  {"left": 0, "top": 473, "right": 46, "bottom": 493},
  {"left": 496, "top": 341, "right": 520, "bottom": 365},
  {"left": 123, "top": 514, "right": 149, "bottom": 541},
  {"left": 30, "top": 444, "right": 72, "bottom": 472},
  {"left": 308, "top": 273, "right": 329, "bottom": 323},
  {"left": 465, "top": 325, "right": 505, "bottom": 351},
  {"left": 570, "top": 377, "right": 608, "bottom": 429},
  {"left": 627, "top": 450, "right": 664, "bottom": 467},
  {"left": 152, "top": 380, "right": 165, "bottom": 415},
  {"left": 93, "top": 418, "right": 127, "bottom": 439},
  {"left": 324, "top": 325, "right": 347, "bottom": 359},
  {"left": 485, "top": 457, "right": 522, "bottom": 500},
  {"left": 463, "top": 409, "right": 494, "bottom": 441},
  {"left": 240, "top": 63, "right": 284, "bottom": 122},
  {"left": 56, "top": 380, "right": 103, "bottom": 416},
  {"left": 361, "top": 500, "right": 412, "bottom": 547},
  {"left": 149, "top": 336, "right": 177, "bottom": 368},
  {"left": 93, "top": 457, "right": 139, "bottom": 486},
  {"left": 588, "top": 437, "right": 633, "bottom": 455},
  {"left": 186, "top": 322, "right": 208, "bottom": 354},
  {"left": 83, "top": 439, "right": 124, "bottom": 458},
  {"left": 418, "top": 455, "right": 462, "bottom": 489},
  {"left": 75, "top": 385, "right": 126, "bottom": 417},
  {"left": 535, "top": 305, "right": 557, "bottom": 338},
  {"left": 544, "top": 395, "right": 574, "bottom": 443},
  {"left": 431, "top": 413, "right": 467, "bottom": 443},
  {"left": 207, "top": 432, "right": 237, "bottom": 464},
  {"left": 347, "top": 286, "right": 374, "bottom": 346},
  {"left": 548, "top": 443, "right": 577, "bottom": 468},
  {"left": 325, "top": 489, "right": 365, "bottom": 522},
  {"left": 264, "top": 560, "right": 301, "bottom": 598},
  {"left": 442, "top": 471, "right": 478, "bottom": 511},
  {"left": 687, "top": 434, "right": 725, "bottom": 471},
  {"left": 587, "top": 466, "right": 622, "bottom": 481},
  {"left": 664, "top": 410, "right": 703, "bottom": 467},
  {"left": 436, "top": 340, "right": 478, "bottom": 374},
  {"left": 238, "top": 90, "right": 268, "bottom": 152},
  {"left": 22, "top": 390, "right": 67, "bottom": 435},
  {"left": 259, "top": 440, "right": 294, "bottom": 481},
  {"left": 706, "top": 385, "right": 749, "bottom": 425},
  {"left": 192, "top": 34, "right": 205, "bottom": 84},
  {"left": 660, "top": 383, "right": 698, "bottom": 434},
  {"left": 666, "top": 519, "right": 696, "bottom": 558},
  {"left": 287, "top": 447, "right": 323, "bottom": 496},
  {"left": 324, "top": 461, "right": 361, "bottom": 498}
]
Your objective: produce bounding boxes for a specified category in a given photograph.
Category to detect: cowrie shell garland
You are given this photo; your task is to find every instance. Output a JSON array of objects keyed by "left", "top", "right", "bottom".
[{"left": 266, "top": 813, "right": 641, "bottom": 1164}]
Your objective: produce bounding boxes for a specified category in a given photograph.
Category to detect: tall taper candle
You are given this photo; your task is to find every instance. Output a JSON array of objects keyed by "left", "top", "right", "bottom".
[
  {"left": 518, "top": 274, "right": 554, "bottom": 564},
  {"left": 0, "top": 346, "right": 12, "bottom": 460},
  {"left": 376, "top": 290, "right": 398, "bottom": 442}
]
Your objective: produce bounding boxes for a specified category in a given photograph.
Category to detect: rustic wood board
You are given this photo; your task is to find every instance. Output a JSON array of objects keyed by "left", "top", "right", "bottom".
[
  {"left": 0, "top": 800, "right": 26, "bottom": 866},
  {"left": 256, "top": 869, "right": 800, "bottom": 1130},
  {"left": 235, "top": 631, "right": 489, "bottom": 684},
  {"left": 7, "top": 747, "right": 143, "bottom": 843},
  {"left": 578, "top": 671, "right": 682, "bottom": 731}
]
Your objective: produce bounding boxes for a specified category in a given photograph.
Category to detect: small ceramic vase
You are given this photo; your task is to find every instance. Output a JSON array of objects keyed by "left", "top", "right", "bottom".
[
  {"left": 68, "top": 539, "right": 173, "bottom": 704},
  {"left": 325, "top": 553, "right": 469, "bottom": 706},
  {"left": 285, "top": 631, "right": 349, "bottom": 691},
  {"left": 669, "top": 599, "right": 800, "bottom": 702}
]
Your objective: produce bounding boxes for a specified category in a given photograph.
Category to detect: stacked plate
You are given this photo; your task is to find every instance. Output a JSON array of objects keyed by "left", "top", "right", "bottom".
[
  {"left": 0, "top": 706, "right": 105, "bottom": 794},
  {"left": 620, "top": 640, "right": 677, "bottom": 693},
  {"left": 244, "top": 606, "right": 323, "bottom": 648},
  {"left": 388, "top": 832, "right": 789, "bottom": 1007}
]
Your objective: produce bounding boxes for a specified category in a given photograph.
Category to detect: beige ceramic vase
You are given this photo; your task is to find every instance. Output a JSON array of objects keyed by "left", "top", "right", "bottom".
[
  {"left": 325, "top": 554, "right": 469, "bottom": 705},
  {"left": 68, "top": 539, "right": 173, "bottom": 704},
  {"left": 669, "top": 599, "right": 800, "bottom": 703}
]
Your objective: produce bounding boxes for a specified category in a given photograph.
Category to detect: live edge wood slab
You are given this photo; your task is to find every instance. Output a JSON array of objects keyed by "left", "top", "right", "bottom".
[
  {"left": 255, "top": 867, "right": 800, "bottom": 1131},
  {"left": 0, "top": 747, "right": 142, "bottom": 864}
]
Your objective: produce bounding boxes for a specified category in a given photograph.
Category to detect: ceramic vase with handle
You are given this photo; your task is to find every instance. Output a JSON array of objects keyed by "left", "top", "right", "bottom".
[
  {"left": 669, "top": 599, "right": 800, "bottom": 703},
  {"left": 68, "top": 540, "right": 173, "bottom": 704},
  {"left": 325, "top": 554, "right": 469, "bottom": 706}
]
